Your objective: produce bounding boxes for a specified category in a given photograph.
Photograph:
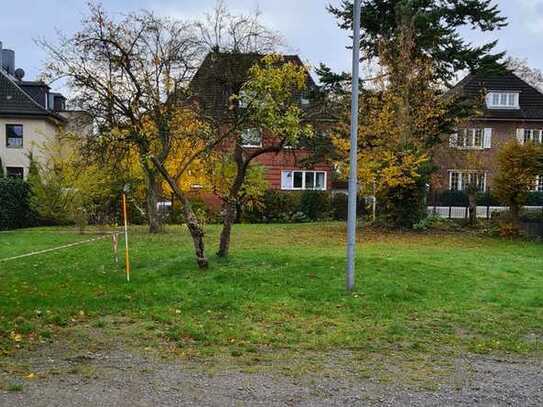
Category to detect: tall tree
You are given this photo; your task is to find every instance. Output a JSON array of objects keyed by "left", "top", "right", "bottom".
[
  {"left": 40, "top": 4, "right": 215, "bottom": 268},
  {"left": 216, "top": 55, "right": 314, "bottom": 257},
  {"left": 331, "top": 20, "right": 463, "bottom": 227},
  {"left": 328, "top": 0, "right": 507, "bottom": 83}
]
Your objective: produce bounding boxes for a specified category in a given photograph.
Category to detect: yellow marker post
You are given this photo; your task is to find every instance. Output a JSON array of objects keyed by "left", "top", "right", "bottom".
[{"left": 122, "top": 192, "right": 131, "bottom": 282}]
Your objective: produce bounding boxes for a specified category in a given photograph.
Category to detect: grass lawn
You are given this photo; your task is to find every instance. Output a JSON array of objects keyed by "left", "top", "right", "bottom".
[{"left": 0, "top": 223, "right": 542, "bottom": 368}]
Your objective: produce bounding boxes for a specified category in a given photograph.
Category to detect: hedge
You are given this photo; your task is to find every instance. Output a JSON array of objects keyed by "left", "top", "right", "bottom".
[
  {"left": 0, "top": 178, "right": 37, "bottom": 230},
  {"left": 430, "top": 190, "right": 543, "bottom": 207},
  {"left": 242, "top": 190, "right": 366, "bottom": 223}
]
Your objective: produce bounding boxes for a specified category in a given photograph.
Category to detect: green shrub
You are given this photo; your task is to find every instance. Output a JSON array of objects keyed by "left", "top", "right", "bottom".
[
  {"left": 377, "top": 182, "right": 427, "bottom": 228},
  {"left": 242, "top": 189, "right": 371, "bottom": 224},
  {"left": 331, "top": 193, "right": 367, "bottom": 220},
  {"left": 433, "top": 190, "right": 468, "bottom": 206},
  {"left": 476, "top": 192, "right": 502, "bottom": 206},
  {"left": 300, "top": 191, "right": 332, "bottom": 221},
  {"left": 0, "top": 178, "right": 37, "bottom": 230},
  {"left": 413, "top": 214, "right": 462, "bottom": 232},
  {"left": 260, "top": 190, "right": 303, "bottom": 223},
  {"left": 526, "top": 192, "right": 543, "bottom": 206}
]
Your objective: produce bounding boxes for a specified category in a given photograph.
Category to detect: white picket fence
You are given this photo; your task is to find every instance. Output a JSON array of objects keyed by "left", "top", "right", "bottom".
[{"left": 427, "top": 206, "right": 543, "bottom": 219}]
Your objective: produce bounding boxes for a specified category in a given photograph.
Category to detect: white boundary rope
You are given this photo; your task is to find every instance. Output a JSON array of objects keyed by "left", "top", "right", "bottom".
[{"left": 0, "top": 235, "right": 110, "bottom": 263}]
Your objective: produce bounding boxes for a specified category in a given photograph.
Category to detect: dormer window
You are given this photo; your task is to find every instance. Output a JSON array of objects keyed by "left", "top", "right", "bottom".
[{"left": 486, "top": 92, "right": 519, "bottom": 109}]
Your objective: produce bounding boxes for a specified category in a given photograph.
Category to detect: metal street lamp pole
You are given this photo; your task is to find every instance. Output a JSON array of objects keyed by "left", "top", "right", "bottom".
[{"left": 346, "top": 0, "right": 361, "bottom": 292}]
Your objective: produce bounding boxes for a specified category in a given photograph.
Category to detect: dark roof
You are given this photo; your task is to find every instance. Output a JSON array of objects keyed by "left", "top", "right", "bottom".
[
  {"left": 453, "top": 71, "right": 543, "bottom": 120},
  {"left": 0, "top": 69, "right": 63, "bottom": 121},
  {"left": 189, "top": 52, "right": 316, "bottom": 120}
]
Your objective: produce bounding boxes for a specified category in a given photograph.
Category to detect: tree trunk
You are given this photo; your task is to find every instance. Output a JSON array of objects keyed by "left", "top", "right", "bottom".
[
  {"left": 217, "top": 164, "right": 246, "bottom": 258},
  {"left": 142, "top": 162, "right": 161, "bottom": 234},
  {"left": 468, "top": 192, "right": 477, "bottom": 226},
  {"left": 218, "top": 200, "right": 237, "bottom": 258},
  {"left": 149, "top": 156, "right": 208, "bottom": 269}
]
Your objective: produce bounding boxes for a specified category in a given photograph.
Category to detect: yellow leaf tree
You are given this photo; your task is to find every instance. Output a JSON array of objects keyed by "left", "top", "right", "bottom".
[{"left": 332, "top": 20, "right": 458, "bottom": 227}]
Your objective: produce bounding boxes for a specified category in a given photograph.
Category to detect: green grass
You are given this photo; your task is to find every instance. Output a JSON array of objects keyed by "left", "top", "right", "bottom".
[{"left": 0, "top": 223, "right": 542, "bottom": 361}]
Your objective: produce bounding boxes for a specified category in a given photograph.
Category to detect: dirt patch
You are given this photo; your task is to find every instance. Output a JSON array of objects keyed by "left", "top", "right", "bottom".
[{"left": 0, "top": 343, "right": 541, "bottom": 406}]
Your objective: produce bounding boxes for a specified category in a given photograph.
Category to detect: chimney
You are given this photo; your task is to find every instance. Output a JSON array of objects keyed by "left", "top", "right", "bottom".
[
  {"left": 0, "top": 41, "right": 3, "bottom": 73},
  {"left": 2, "top": 48, "right": 15, "bottom": 75}
]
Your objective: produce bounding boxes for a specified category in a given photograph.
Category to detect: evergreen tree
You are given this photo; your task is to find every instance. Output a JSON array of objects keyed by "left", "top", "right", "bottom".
[{"left": 327, "top": 0, "right": 507, "bottom": 83}]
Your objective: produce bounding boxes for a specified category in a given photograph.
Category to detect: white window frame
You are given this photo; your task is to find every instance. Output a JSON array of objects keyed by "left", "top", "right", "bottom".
[
  {"left": 281, "top": 170, "right": 327, "bottom": 191},
  {"left": 450, "top": 128, "right": 492, "bottom": 149},
  {"left": 448, "top": 170, "right": 487, "bottom": 192},
  {"left": 6, "top": 166, "right": 24, "bottom": 179},
  {"left": 517, "top": 129, "right": 543, "bottom": 145},
  {"left": 486, "top": 91, "right": 520, "bottom": 110},
  {"left": 6, "top": 124, "right": 24, "bottom": 149},
  {"left": 240, "top": 128, "right": 263, "bottom": 148}
]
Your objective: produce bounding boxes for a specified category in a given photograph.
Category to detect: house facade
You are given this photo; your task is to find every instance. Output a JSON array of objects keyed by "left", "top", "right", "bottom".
[
  {"left": 0, "top": 42, "right": 68, "bottom": 179},
  {"left": 433, "top": 72, "right": 543, "bottom": 194},
  {"left": 189, "top": 52, "right": 333, "bottom": 193}
]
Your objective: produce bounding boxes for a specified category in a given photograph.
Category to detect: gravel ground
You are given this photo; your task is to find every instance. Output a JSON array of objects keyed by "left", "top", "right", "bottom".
[{"left": 0, "top": 349, "right": 541, "bottom": 406}]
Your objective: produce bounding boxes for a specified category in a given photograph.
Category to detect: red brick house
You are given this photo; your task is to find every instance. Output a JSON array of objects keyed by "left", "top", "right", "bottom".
[
  {"left": 189, "top": 52, "right": 333, "bottom": 193},
  {"left": 433, "top": 71, "right": 543, "bottom": 193}
]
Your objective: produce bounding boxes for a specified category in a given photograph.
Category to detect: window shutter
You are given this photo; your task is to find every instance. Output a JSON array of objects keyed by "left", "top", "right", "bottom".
[
  {"left": 483, "top": 128, "right": 492, "bottom": 149},
  {"left": 449, "top": 133, "right": 458, "bottom": 148},
  {"left": 516, "top": 128, "right": 525, "bottom": 144}
]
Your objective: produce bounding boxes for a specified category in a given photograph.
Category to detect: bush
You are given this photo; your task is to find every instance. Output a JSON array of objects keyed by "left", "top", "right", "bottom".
[
  {"left": 258, "top": 190, "right": 303, "bottom": 223},
  {"left": 300, "top": 190, "right": 333, "bottom": 221},
  {"left": 476, "top": 192, "right": 502, "bottom": 206},
  {"left": 432, "top": 190, "right": 468, "bottom": 206},
  {"left": 413, "top": 214, "right": 462, "bottom": 232},
  {"left": 243, "top": 190, "right": 345, "bottom": 223},
  {"left": 0, "top": 178, "right": 37, "bottom": 230},
  {"left": 377, "top": 182, "right": 427, "bottom": 228},
  {"left": 331, "top": 193, "right": 367, "bottom": 221},
  {"left": 526, "top": 192, "right": 543, "bottom": 206},
  {"left": 430, "top": 191, "right": 504, "bottom": 207}
]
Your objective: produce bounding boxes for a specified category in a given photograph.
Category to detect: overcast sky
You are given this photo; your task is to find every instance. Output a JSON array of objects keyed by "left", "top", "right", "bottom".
[{"left": 2, "top": 0, "right": 543, "bottom": 86}]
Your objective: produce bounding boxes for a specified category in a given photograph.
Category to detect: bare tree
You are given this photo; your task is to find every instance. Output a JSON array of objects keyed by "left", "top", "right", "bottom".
[
  {"left": 39, "top": 4, "right": 214, "bottom": 268},
  {"left": 196, "top": 0, "right": 284, "bottom": 53},
  {"left": 506, "top": 57, "right": 543, "bottom": 93}
]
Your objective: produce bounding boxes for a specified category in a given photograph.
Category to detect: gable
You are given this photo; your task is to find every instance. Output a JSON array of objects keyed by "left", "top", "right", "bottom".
[
  {"left": 454, "top": 72, "right": 543, "bottom": 120},
  {"left": 190, "top": 52, "right": 315, "bottom": 120}
]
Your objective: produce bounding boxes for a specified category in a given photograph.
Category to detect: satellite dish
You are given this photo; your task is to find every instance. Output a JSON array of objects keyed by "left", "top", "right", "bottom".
[{"left": 14, "top": 68, "right": 25, "bottom": 80}]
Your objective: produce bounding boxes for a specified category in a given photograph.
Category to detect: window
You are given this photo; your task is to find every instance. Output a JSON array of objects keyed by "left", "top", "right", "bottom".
[
  {"left": 6, "top": 124, "right": 23, "bottom": 148},
  {"left": 6, "top": 167, "right": 24, "bottom": 178},
  {"left": 450, "top": 128, "right": 491, "bottom": 149},
  {"left": 281, "top": 170, "right": 327, "bottom": 190},
  {"left": 240, "top": 128, "right": 262, "bottom": 148},
  {"left": 448, "top": 170, "right": 487, "bottom": 192},
  {"left": 521, "top": 129, "right": 543, "bottom": 144},
  {"left": 533, "top": 176, "right": 543, "bottom": 192},
  {"left": 486, "top": 92, "right": 519, "bottom": 109}
]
